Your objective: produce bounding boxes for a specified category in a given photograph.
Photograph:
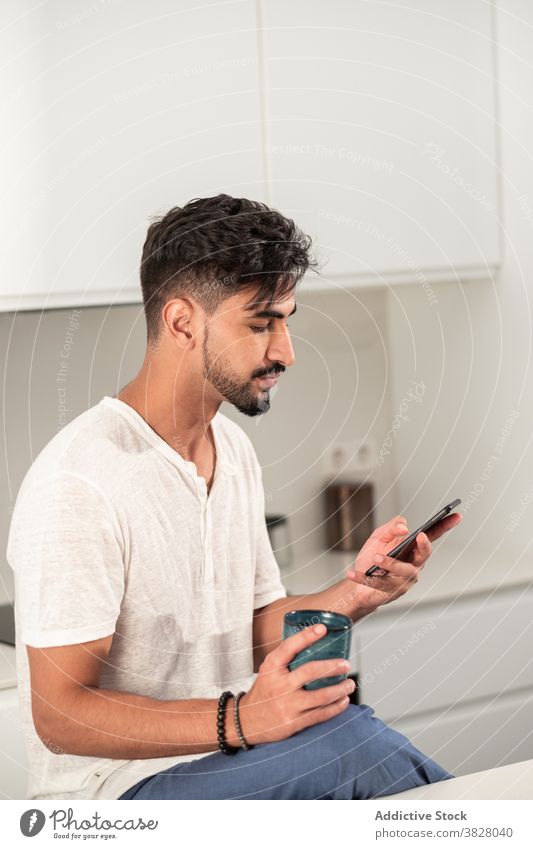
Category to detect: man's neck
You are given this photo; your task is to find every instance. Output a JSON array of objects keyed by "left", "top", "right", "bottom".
[{"left": 117, "top": 368, "right": 220, "bottom": 462}]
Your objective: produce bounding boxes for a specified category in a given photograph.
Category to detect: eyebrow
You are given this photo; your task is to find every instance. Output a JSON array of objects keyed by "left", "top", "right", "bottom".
[{"left": 247, "top": 303, "right": 297, "bottom": 320}]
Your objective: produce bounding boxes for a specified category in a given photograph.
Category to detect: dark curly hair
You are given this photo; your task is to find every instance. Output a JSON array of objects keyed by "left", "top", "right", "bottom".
[{"left": 140, "top": 193, "right": 318, "bottom": 343}]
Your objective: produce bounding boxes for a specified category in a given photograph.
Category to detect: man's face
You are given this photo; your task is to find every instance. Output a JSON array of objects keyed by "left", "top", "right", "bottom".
[{"left": 201, "top": 288, "right": 297, "bottom": 417}]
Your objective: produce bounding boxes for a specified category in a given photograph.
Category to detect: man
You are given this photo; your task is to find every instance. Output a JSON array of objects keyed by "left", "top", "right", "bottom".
[{"left": 7, "top": 194, "right": 461, "bottom": 800}]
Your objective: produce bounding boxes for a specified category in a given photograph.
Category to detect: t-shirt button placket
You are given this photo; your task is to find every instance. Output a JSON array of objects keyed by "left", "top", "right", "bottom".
[
  {"left": 197, "top": 479, "right": 208, "bottom": 584},
  {"left": 203, "top": 503, "right": 214, "bottom": 585}
]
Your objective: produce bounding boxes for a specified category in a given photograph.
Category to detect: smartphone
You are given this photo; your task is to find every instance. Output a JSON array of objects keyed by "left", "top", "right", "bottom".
[{"left": 364, "top": 498, "right": 462, "bottom": 578}]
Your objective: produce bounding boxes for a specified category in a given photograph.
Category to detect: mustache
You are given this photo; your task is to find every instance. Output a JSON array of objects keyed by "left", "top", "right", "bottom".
[{"left": 255, "top": 367, "right": 284, "bottom": 379}]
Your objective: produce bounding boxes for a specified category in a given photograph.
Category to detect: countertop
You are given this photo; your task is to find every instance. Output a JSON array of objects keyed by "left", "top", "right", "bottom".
[
  {"left": 381, "top": 758, "right": 533, "bottom": 799},
  {"left": 280, "top": 540, "right": 533, "bottom": 612}
]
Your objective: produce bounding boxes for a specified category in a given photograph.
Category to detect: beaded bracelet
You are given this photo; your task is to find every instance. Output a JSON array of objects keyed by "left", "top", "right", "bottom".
[
  {"left": 233, "top": 691, "right": 254, "bottom": 751},
  {"left": 217, "top": 690, "right": 239, "bottom": 755}
]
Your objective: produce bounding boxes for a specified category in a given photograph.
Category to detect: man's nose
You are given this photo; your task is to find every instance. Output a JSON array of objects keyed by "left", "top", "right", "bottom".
[{"left": 267, "top": 326, "right": 295, "bottom": 369}]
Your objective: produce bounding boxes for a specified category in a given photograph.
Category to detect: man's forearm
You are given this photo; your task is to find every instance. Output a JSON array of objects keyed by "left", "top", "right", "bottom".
[
  {"left": 253, "top": 579, "right": 377, "bottom": 670},
  {"left": 35, "top": 686, "right": 243, "bottom": 759}
]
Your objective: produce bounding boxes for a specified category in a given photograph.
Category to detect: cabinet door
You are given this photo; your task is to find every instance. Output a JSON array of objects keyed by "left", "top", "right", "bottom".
[
  {"left": 262, "top": 0, "right": 500, "bottom": 282},
  {"left": 0, "top": 2, "right": 48, "bottom": 312},
  {"left": 1, "top": 1, "right": 266, "bottom": 312},
  {"left": 390, "top": 690, "right": 533, "bottom": 777},
  {"left": 0, "top": 687, "right": 27, "bottom": 799},
  {"left": 355, "top": 586, "right": 533, "bottom": 721}
]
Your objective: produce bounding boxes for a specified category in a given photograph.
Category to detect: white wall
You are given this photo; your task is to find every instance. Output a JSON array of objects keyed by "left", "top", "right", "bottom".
[{"left": 385, "top": 0, "right": 533, "bottom": 576}]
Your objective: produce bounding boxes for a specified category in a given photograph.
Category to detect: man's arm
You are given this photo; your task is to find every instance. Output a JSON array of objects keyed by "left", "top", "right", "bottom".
[
  {"left": 28, "top": 635, "right": 243, "bottom": 758},
  {"left": 252, "top": 579, "right": 375, "bottom": 671}
]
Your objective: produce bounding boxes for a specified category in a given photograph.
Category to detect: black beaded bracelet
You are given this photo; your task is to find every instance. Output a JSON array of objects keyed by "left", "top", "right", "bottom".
[
  {"left": 233, "top": 691, "right": 254, "bottom": 751},
  {"left": 217, "top": 690, "right": 239, "bottom": 755}
]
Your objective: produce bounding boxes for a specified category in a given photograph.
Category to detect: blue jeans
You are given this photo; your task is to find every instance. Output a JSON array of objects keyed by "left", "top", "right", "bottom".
[{"left": 118, "top": 704, "right": 453, "bottom": 800}]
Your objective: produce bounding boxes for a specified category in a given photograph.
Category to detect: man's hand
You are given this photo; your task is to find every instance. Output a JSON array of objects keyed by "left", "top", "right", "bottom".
[
  {"left": 251, "top": 510, "right": 462, "bottom": 668},
  {"left": 240, "top": 622, "right": 355, "bottom": 745},
  {"left": 345, "top": 511, "right": 462, "bottom": 607}
]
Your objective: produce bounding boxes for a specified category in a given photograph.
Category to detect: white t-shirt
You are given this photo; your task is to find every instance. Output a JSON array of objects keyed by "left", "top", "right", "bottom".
[{"left": 6, "top": 395, "right": 287, "bottom": 800}]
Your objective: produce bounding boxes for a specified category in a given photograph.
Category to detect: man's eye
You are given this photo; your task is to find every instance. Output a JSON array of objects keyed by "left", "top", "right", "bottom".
[{"left": 250, "top": 323, "right": 290, "bottom": 334}]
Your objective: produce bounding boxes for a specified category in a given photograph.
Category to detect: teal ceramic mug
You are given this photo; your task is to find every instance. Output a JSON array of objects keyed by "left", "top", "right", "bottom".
[{"left": 282, "top": 609, "right": 352, "bottom": 690}]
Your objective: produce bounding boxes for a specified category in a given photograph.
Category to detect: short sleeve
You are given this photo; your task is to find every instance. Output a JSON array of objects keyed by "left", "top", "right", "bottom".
[
  {"left": 253, "top": 465, "right": 287, "bottom": 610},
  {"left": 7, "top": 472, "right": 125, "bottom": 647}
]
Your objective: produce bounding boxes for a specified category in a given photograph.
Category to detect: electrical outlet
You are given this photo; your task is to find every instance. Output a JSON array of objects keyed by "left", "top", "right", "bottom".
[{"left": 324, "top": 438, "right": 376, "bottom": 478}]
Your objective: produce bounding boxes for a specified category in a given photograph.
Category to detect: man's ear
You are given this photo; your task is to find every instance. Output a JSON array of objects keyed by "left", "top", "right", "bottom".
[{"left": 163, "top": 297, "right": 195, "bottom": 347}]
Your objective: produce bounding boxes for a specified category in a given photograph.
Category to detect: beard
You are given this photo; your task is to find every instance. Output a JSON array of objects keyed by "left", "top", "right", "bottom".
[{"left": 201, "top": 324, "right": 272, "bottom": 417}]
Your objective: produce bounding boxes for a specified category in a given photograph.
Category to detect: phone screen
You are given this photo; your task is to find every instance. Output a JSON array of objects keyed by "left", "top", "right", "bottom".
[{"left": 364, "top": 498, "right": 461, "bottom": 578}]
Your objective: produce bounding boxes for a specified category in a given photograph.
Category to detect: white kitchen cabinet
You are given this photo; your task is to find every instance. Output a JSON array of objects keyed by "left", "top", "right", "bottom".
[
  {"left": 1, "top": 1, "right": 266, "bottom": 312},
  {"left": 0, "top": 2, "right": 48, "bottom": 313},
  {"left": 0, "top": 644, "right": 27, "bottom": 799},
  {"left": 284, "top": 542, "right": 533, "bottom": 778},
  {"left": 261, "top": 0, "right": 500, "bottom": 283},
  {"left": 2, "top": 0, "right": 501, "bottom": 313},
  {"left": 354, "top": 584, "right": 533, "bottom": 776},
  {"left": 356, "top": 585, "right": 533, "bottom": 720},
  {"left": 391, "top": 690, "right": 533, "bottom": 777}
]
